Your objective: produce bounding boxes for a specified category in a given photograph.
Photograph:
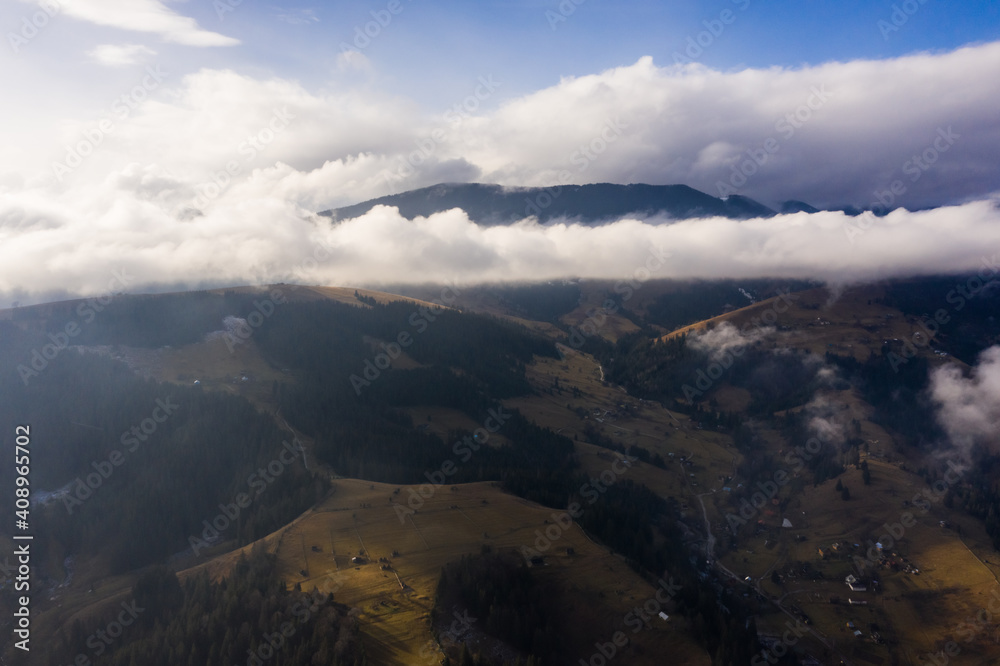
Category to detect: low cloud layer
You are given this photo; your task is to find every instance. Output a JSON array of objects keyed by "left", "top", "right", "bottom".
[
  {"left": 3, "top": 195, "right": 1000, "bottom": 305},
  {"left": 930, "top": 346, "right": 1000, "bottom": 454},
  {"left": 2, "top": 42, "right": 1000, "bottom": 302},
  {"left": 688, "top": 322, "right": 774, "bottom": 362}
]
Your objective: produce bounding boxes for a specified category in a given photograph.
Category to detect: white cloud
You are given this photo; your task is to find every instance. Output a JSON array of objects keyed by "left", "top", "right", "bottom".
[
  {"left": 689, "top": 322, "right": 774, "bottom": 362},
  {"left": 336, "top": 50, "right": 373, "bottom": 74},
  {"left": 12, "top": 42, "right": 1000, "bottom": 210},
  {"left": 25, "top": 0, "right": 239, "bottom": 46},
  {"left": 275, "top": 9, "right": 320, "bottom": 26},
  {"left": 3, "top": 185, "right": 1000, "bottom": 303},
  {"left": 87, "top": 43, "right": 157, "bottom": 66},
  {"left": 456, "top": 44, "right": 1000, "bottom": 209},
  {"left": 930, "top": 346, "right": 1000, "bottom": 454},
  {"left": 27, "top": 68, "right": 420, "bottom": 193},
  {"left": 3, "top": 42, "right": 1000, "bottom": 301},
  {"left": 804, "top": 394, "right": 848, "bottom": 447}
]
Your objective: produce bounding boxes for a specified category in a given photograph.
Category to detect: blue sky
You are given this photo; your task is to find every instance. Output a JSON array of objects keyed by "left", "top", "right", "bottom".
[
  {"left": 176, "top": 0, "right": 997, "bottom": 99},
  {"left": 121, "top": 2, "right": 1000, "bottom": 101},
  {"left": 1, "top": 0, "right": 999, "bottom": 300},
  {"left": 6, "top": 1, "right": 998, "bottom": 113},
  {"left": 322, "top": 0, "right": 999, "bottom": 104}
]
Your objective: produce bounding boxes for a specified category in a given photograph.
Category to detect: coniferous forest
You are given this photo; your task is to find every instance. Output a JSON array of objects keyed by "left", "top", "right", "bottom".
[
  {"left": 2, "top": 274, "right": 998, "bottom": 665},
  {"left": 0, "top": 288, "right": 765, "bottom": 664}
]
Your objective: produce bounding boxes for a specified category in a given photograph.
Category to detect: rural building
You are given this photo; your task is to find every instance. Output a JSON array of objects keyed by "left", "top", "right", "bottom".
[{"left": 844, "top": 574, "right": 867, "bottom": 592}]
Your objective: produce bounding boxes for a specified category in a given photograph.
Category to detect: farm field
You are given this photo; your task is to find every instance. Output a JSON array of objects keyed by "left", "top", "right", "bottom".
[{"left": 180, "top": 478, "right": 710, "bottom": 665}]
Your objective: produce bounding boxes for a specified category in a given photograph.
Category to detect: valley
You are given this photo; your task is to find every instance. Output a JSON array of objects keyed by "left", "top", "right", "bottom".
[{"left": 1, "top": 276, "right": 999, "bottom": 665}]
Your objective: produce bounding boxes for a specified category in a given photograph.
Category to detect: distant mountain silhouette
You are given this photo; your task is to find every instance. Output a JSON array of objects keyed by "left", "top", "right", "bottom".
[
  {"left": 320, "top": 182, "right": 778, "bottom": 225},
  {"left": 780, "top": 200, "right": 821, "bottom": 214}
]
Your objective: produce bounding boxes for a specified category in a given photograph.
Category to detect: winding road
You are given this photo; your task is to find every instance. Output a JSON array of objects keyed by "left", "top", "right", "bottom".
[{"left": 689, "top": 481, "right": 851, "bottom": 665}]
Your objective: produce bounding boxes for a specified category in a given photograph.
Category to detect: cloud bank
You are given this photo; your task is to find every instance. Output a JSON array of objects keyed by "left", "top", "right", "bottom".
[
  {"left": 2, "top": 42, "right": 1000, "bottom": 302},
  {"left": 3, "top": 196, "right": 999, "bottom": 305},
  {"left": 462, "top": 44, "right": 1000, "bottom": 210}
]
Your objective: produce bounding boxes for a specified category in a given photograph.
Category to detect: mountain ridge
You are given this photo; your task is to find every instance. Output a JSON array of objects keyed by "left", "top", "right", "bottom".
[{"left": 320, "top": 181, "right": 780, "bottom": 225}]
